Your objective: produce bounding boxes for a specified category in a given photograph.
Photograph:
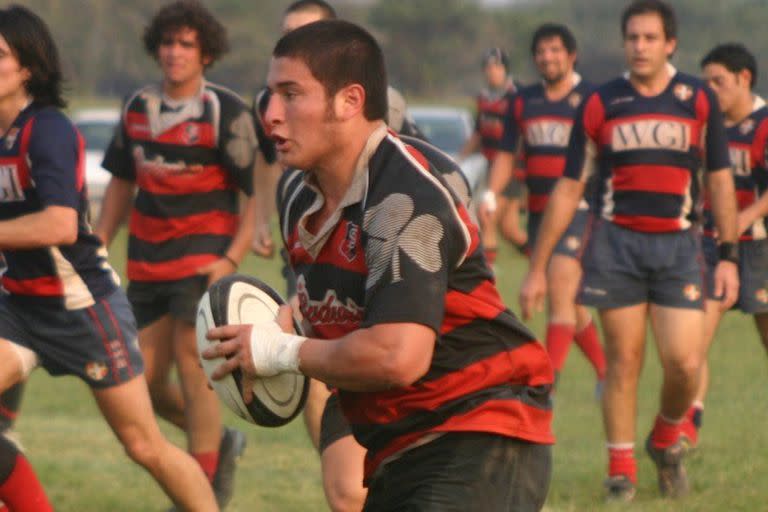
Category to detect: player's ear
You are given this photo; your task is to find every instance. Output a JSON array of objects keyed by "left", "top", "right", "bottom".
[
  {"left": 334, "top": 83, "right": 366, "bottom": 121},
  {"left": 665, "top": 37, "right": 677, "bottom": 58}
]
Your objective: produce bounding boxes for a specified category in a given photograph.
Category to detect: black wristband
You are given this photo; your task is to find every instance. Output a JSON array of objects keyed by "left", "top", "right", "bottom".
[{"left": 718, "top": 242, "right": 739, "bottom": 263}]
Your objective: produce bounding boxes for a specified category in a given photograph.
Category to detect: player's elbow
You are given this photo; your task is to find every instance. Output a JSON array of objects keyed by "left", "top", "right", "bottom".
[{"left": 379, "top": 345, "right": 433, "bottom": 388}]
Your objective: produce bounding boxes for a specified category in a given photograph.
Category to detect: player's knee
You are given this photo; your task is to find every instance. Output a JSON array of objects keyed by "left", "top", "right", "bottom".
[
  {"left": 324, "top": 477, "right": 366, "bottom": 512},
  {"left": 608, "top": 348, "right": 643, "bottom": 376},
  {"left": 663, "top": 352, "right": 701, "bottom": 381},
  {"left": 122, "top": 433, "right": 163, "bottom": 472}
]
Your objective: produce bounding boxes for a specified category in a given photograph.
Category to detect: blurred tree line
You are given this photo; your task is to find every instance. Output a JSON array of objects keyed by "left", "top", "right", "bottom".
[{"left": 23, "top": 0, "right": 768, "bottom": 101}]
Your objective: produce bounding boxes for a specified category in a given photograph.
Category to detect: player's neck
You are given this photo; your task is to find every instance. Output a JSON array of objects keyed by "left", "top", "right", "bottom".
[
  {"left": 724, "top": 93, "right": 755, "bottom": 127},
  {"left": 544, "top": 71, "right": 576, "bottom": 101},
  {"left": 0, "top": 90, "right": 32, "bottom": 136},
  {"left": 162, "top": 75, "right": 204, "bottom": 100},
  {"left": 313, "top": 120, "right": 384, "bottom": 207},
  {"left": 629, "top": 64, "right": 673, "bottom": 97}
]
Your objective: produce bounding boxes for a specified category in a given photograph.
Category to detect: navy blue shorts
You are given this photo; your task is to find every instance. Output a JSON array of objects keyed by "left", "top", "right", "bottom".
[
  {"left": 0, "top": 290, "right": 144, "bottom": 389},
  {"left": 528, "top": 209, "right": 590, "bottom": 260},
  {"left": 127, "top": 275, "right": 208, "bottom": 329},
  {"left": 703, "top": 237, "right": 768, "bottom": 313},
  {"left": 579, "top": 221, "right": 705, "bottom": 310},
  {"left": 501, "top": 177, "right": 524, "bottom": 200}
]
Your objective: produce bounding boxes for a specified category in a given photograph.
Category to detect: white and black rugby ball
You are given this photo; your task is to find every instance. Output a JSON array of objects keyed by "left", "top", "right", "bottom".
[{"left": 196, "top": 274, "right": 309, "bottom": 427}]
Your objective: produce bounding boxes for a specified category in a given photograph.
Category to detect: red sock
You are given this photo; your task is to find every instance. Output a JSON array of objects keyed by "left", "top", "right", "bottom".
[
  {"left": 608, "top": 444, "right": 637, "bottom": 483},
  {"left": 192, "top": 452, "right": 220, "bottom": 483},
  {"left": 545, "top": 323, "right": 575, "bottom": 373},
  {"left": 681, "top": 404, "right": 703, "bottom": 447},
  {"left": 0, "top": 454, "right": 53, "bottom": 511},
  {"left": 484, "top": 247, "right": 498, "bottom": 266},
  {"left": 574, "top": 321, "right": 607, "bottom": 379},
  {"left": 651, "top": 414, "right": 683, "bottom": 449}
]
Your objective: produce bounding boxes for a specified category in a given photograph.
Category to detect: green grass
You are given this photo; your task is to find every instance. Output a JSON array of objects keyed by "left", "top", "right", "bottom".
[{"left": 18, "top": 230, "right": 768, "bottom": 511}]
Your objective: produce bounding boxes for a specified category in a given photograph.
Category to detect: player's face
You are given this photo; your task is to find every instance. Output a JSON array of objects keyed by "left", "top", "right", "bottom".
[
  {"left": 265, "top": 56, "right": 338, "bottom": 170},
  {"left": 157, "top": 27, "right": 209, "bottom": 87},
  {"left": 623, "top": 13, "right": 676, "bottom": 81},
  {"left": 534, "top": 36, "right": 576, "bottom": 84},
  {"left": 281, "top": 9, "right": 326, "bottom": 34},
  {"left": 703, "top": 63, "right": 749, "bottom": 117},
  {"left": 483, "top": 61, "right": 507, "bottom": 89},
  {"left": 0, "top": 35, "right": 30, "bottom": 102}
]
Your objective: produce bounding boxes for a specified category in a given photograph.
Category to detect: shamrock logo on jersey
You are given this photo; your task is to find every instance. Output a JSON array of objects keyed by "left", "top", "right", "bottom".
[{"left": 363, "top": 193, "right": 444, "bottom": 288}]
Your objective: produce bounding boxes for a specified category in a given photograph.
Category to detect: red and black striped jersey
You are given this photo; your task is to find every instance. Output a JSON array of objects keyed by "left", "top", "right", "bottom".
[
  {"left": 500, "top": 75, "right": 592, "bottom": 214},
  {"left": 278, "top": 125, "right": 554, "bottom": 481},
  {"left": 103, "top": 82, "right": 256, "bottom": 282},
  {"left": 0, "top": 104, "right": 119, "bottom": 309},
  {"left": 703, "top": 97, "right": 768, "bottom": 241},
  {"left": 475, "top": 79, "right": 518, "bottom": 162},
  {"left": 564, "top": 68, "right": 731, "bottom": 233}
]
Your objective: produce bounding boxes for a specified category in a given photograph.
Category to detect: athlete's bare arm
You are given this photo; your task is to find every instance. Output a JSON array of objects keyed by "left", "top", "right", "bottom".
[
  {"left": 519, "top": 176, "right": 584, "bottom": 319},
  {"left": 458, "top": 132, "right": 481, "bottom": 160},
  {"left": 707, "top": 167, "right": 740, "bottom": 309},
  {"left": 0, "top": 205, "right": 77, "bottom": 249},
  {"left": 487, "top": 150, "right": 515, "bottom": 196},
  {"left": 736, "top": 187, "right": 768, "bottom": 235},
  {"left": 206, "top": 312, "right": 436, "bottom": 393},
  {"left": 94, "top": 176, "right": 136, "bottom": 246}
]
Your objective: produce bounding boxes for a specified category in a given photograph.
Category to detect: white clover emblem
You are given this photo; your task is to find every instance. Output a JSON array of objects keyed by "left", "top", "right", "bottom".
[{"left": 364, "top": 193, "right": 444, "bottom": 289}]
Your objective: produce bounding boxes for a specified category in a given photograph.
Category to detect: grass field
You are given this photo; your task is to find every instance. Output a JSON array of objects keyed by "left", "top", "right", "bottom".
[{"left": 18, "top": 229, "right": 768, "bottom": 511}]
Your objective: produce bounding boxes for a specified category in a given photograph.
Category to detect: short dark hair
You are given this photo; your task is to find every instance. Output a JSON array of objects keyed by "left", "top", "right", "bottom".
[
  {"left": 0, "top": 5, "right": 65, "bottom": 108},
  {"left": 143, "top": 0, "right": 229, "bottom": 67},
  {"left": 284, "top": 0, "right": 337, "bottom": 19},
  {"left": 273, "top": 20, "right": 387, "bottom": 121},
  {"left": 530, "top": 23, "right": 577, "bottom": 56},
  {"left": 701, "top": 43, "right": 758, "bottom": 89},
  {"left": 621, "top": 0, "right": 677, "bottom": 40}
]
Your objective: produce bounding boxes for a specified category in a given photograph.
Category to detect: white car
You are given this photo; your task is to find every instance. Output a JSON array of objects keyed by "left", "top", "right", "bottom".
[
  {"left": 72, "top": 108, "right": 120, "bottom": 216},
  {"left": 409, "top": 106, "right": 488, "bottom": 203}
]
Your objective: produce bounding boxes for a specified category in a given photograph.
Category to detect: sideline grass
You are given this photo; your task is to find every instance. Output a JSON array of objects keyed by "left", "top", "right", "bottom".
[{"left": 19, "top": 231, "right": 768, "bottom": 511}]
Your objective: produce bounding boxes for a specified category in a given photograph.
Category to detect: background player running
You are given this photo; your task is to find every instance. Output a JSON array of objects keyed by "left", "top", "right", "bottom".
[
  {"left": 483, "top": 23, "right": 606, "bottom": 392},
  {"left": 687, "top": 43, "right": 768, "bottom": 449},
  {"left": 520, "top": 0, "right": 738, "bottom": 501},
  {"left": 0, "top": 6, "right": 217, "bottom": 511},
  {"left": 459, "top": 48, "right": 527, "bottom": 261},
  {"left": 95, "top": 1, "right": 257, "bottom": 507}
]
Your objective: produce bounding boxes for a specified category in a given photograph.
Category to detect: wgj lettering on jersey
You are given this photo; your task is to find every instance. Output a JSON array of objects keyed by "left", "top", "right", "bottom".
[
  {"left": 525, "top": 120, "right": 573, "bottom": 148},
  {"left": 730, "top": 147, "right": 751, "bottom": 177},
  {"left": 0, "top": 164, "right": 25, "bottom": 202},
  {"left": 132, "top": 146, "right": 203, "bottom": 177},
  {"left": 611, "top": 119, "right": 691, "bottom": 152},
  {"left": 296, "top": 275, "right": 363, "bottom": 326},
  {"left": 339, "top": 222, "right": 360, "bottom": 262}
]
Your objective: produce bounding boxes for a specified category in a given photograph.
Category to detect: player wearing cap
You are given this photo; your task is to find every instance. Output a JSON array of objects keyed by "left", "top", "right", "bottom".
[
  {"left": 460, "top": 48, "right": 527, "bottom": 262},
  {"left": 520, "top": 0, "right": 737, "bottom": 500},
  {"left": 483, "top": 24, "right": 607, "bottom": 392}
]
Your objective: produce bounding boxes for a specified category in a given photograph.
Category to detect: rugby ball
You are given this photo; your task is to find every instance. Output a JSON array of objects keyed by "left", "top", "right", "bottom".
[{"left": 196, "top": 274, "right": 309, "bottom": 427}]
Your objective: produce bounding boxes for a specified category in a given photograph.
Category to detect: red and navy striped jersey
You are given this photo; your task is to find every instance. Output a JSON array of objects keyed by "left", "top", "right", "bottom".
[
  {"left": 703, "top": 97, "right": 768, "bottom": 241},
  {"left": 500, "top": 76, "right": 593, "bottom": 214},
  {"left": 0, "top": 104, "right": 119, "bottom": 309},
  {"left": 278, "top": 125, "right": 554, "bottom": 481},
  {"left": 103, "top": 82, "right": 256, "bottom": 282},
  {"left": 475, "top": 79, "right": 518, "bottom": 162},
  {"left": 564, "top": 69, "right": 731, "bottom": 232}
]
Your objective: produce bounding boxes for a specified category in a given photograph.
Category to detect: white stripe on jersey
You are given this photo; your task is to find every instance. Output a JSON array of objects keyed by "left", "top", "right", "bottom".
[{"left": 51, "top": 247, "right": 95, "bottom": 310}]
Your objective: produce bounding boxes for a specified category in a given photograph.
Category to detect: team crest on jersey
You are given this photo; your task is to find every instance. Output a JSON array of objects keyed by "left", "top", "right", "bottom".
[
  {"left": 183, "top": 123, "right": 200, "bottom": 145},
  {"left": 4, "top": 127, "right": 19, "bottom": 150},
  {"left": 756, "top": 288, "right": 768, "bottom": 304},
  {"left": 339, "top": 222, "right": 360, "bottom": 262},
  {"left": 568, "top": 92, "right": 582, "bottom": 108},
  {"left": 740, "top": 119, "right": 755, "bottom": 135},
  {"left": 85, "top": 361, "right": 108, "bottom": 381},
  {"left": 673, "top": 84, "right": 693, "bottom": 102},
  {"left": 683, "top": 284, "right": 701, "bottom": 302}
]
